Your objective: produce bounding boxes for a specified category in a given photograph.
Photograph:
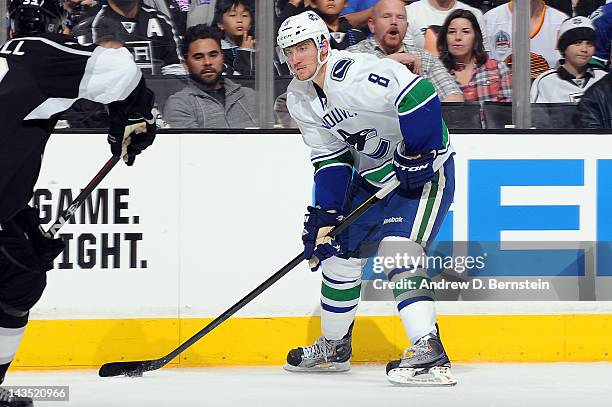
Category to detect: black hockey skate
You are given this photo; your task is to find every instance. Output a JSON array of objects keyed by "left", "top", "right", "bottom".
[
  {"left": 386, "top": 333, "right": 456, "bottom": 386},
  {"left": 0, "top": 387, "right": 33, "bottom": 407},
  {"left": 284, "top": 335, "right": 352, "bottom": 372}
]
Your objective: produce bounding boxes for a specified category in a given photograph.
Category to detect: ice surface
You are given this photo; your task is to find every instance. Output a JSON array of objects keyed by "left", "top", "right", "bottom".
[{"left": 3, "top": 363, "right": 612, "bottom": 407}]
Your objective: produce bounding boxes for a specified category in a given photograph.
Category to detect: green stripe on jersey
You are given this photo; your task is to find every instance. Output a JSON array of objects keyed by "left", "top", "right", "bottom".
[
  {"left": 321, "top": 281, "right": 361, "bottom": 302},
  {"left": 397, "top": 79, "right": 436, "bottom": 114},
  {"left": 361, "top": 162, "right": 394, "bottom": 183},
  {"left": 313, "top": 150, "right": 354, "bottom": 172},
  {"left": 442, "top": 120, "right": 449, "bottom": 148},
  {"left": 416, "top": 171, "right": 441, "bottom": 244}
]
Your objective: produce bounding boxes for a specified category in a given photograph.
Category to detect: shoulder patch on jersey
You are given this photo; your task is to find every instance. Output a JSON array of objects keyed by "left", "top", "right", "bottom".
[{"left": 331, "top": 58, "right": 354, "bottom": 82}]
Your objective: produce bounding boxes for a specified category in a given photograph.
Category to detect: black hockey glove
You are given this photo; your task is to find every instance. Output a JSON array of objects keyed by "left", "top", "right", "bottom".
[
  {"left": 108, "top": 84, "right": 157, "bottom": 166},
  {"left": 302, "top": 206, "right": 346, "bottom": 272},
  {"left": 13, "top": 206, "right": 65, "bottom": 272},
  {"left": 392, "top": 142, "right": 435, "bottom": 190},
  {"left": 108, "top": 114, "right": 156, "bottom": 166}
]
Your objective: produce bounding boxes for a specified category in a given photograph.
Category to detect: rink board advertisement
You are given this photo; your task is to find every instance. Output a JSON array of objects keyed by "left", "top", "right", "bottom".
[{"left": 16, "top": 133, "right": 612, "bottom": 367}]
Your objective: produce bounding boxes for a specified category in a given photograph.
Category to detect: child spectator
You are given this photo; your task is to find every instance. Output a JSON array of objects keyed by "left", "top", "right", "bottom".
[
  {"left": 438, "top": 9, "right": 512, "bottom": 102},
  {"left": 214, "top": 0, "right": 256, "bottom": 75},
  {"left": 531, "top": 16, "right": 607, "bottom": 102}
]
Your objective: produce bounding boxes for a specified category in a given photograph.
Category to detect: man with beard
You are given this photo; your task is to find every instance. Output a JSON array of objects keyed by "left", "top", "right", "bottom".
[
  {"left": 72, "top": 0, "right": 184, "bottom": 74},
  {"left": 163, "top": 24, "right": 257, "bottom": 128},
  {"left": 347, "top": 0, "right": 464, "bottom": 102}
]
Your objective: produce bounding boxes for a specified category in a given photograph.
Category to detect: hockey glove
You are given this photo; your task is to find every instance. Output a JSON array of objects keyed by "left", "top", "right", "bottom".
[
  {"left": 393, "top": 142, "right": 435, "bottom": 190},
  {"left": 13, "top": 206, "right": 65, "bottom": 272},
  {"left": 302, "top": 206, "right": 345, "bottom": 272},
  {"left": 108, "top": 114, "right": 156, "bottom": 166}
]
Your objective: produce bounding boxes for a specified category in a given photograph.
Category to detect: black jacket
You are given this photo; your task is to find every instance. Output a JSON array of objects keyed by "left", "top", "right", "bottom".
[{"left": 578, "top": 73, "right": 612, "bottom": 129}]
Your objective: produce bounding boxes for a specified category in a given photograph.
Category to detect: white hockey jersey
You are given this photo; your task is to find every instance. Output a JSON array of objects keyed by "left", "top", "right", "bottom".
[
  {"left": 287, "top": 50, "right": 452, "bottom": 209},
  {"left": 530, "top": 65, "right": 608, "bottom": 103}
]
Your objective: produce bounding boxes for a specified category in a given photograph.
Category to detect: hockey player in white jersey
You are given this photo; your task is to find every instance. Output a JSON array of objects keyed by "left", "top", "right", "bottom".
[{"left": 277, "top": 11, "right": 456, "bottom": 386}]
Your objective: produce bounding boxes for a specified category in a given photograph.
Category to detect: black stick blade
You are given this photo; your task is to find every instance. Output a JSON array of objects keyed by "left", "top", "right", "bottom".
[{"left": 99, "top": 359, "right": 164, "bottom": 377}]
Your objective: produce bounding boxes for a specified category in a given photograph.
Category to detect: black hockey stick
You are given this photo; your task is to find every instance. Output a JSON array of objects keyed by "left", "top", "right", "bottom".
[
  {"left": 46, "top": 156, "right": 120, "bottom": 237},
  {"left": 98, "top": 178, "right": 401, "bottom": 378}
]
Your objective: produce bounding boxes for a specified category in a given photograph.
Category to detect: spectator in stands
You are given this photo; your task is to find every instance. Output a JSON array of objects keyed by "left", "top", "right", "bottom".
[
  {"left": 72, "top": 0, "right": 184, "bottom": 75},
  {"left": 164, "top": 24, "right": 257, "bottom": 128},
  {"left": 577, "top": 70, "right": 612, "bottom": 128},
  {"left": 485, "top": 0, "right": 568, "bottom": 79},
  {"left": 546, "top": 0, "right": 604, "bottom": 17},
  {"left": 213, "top": 0, "right": 256, "bottom": 75},
  {"left": 531, "top": 16, "right": 606, "bottom": 102},
  {"left": 347, "top": 0, "right": 464, "bottom": 101},
  {"left": 438, "top": 9, "right": 512, "bottom": 102},
  {"left": 591, "top": 1, "right": 611, "bottom": 69},
  {"left": 405, "top": 0, "right": 490, "bottom": 53}
]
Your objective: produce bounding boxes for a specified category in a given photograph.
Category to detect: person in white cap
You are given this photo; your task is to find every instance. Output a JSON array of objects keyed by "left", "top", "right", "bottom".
[
  {"left": 277, "top": 10, "right": 457, "bottom": 386},
  {"left": 531, "top": 16, "right": 607, "bottom": 103}
]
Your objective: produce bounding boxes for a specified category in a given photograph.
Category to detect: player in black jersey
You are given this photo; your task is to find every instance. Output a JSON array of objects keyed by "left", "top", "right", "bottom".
[
  {"left": 72, "top": 0, "right": 184, "bottom": 74},
  {"left": 0, "top": 0, "right": 156, "bottom": 404}
]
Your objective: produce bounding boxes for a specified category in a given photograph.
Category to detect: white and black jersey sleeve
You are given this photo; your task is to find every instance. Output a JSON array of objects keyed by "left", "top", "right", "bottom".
[{"left": 0, "top": 33, "right": 143, "bottom": 137}]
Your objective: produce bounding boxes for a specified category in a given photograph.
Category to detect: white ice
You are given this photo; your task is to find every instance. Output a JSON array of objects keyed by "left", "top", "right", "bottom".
[{"left": 4, "top": 363, "right": 612, "bottom": 407}]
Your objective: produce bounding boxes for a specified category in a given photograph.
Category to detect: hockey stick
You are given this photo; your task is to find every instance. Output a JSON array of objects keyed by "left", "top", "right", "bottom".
[
  {"left": 46, "top": 156, "right": 120, "bottom": 237},
  {"left": 98, "top": 177, "right": 401, "bottom": 378}
]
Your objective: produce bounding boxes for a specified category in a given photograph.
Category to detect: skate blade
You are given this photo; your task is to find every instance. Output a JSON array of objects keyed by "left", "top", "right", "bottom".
[
  {"left": 387, "top": 366, "right": 457, "bottom": 387},
  {"left": 284, "top": 361, "right": 350, "bottom": 373}
]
